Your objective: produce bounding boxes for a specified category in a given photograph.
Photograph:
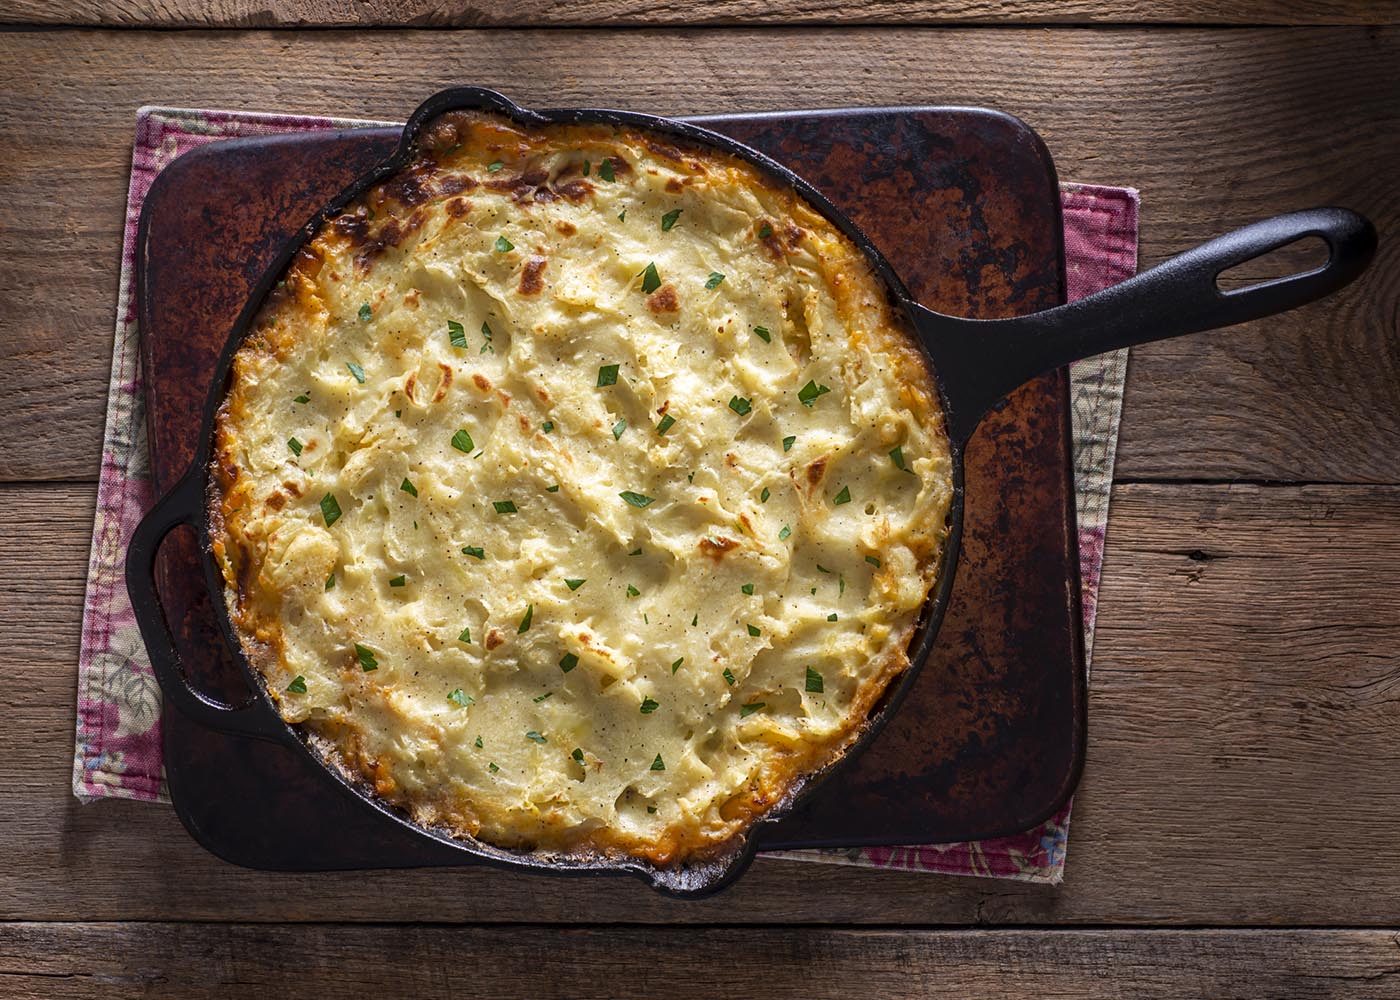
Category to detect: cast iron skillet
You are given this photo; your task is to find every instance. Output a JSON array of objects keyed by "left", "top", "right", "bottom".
[{"left": 126, "top": 86, "right": 1377, "bottom": 897}]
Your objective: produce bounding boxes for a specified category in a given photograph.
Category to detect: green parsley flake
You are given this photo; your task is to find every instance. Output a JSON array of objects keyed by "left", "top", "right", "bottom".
[
  {"left": 798, "top": 379, "right": 831, "bottom": 407},
  {"left": 354, "top": 643, "right": 378, "bottom": 672},
  {"left": 806, "top": 666, "right": 824, "bottom": 693},
  {"left": 481, "top": 321, "right": 494, "bottom": 353},
  {"left": 753, "top": 326, "right": 772, "bottom": 343},
  {"left": 626, "top": 584, "right": 640, "bottom": 597},
  {"left": 783, "top": 435, "right": 796, "bottom": 452},
  {"left": 747, "top": 624, "right": 761, "bottom": 637},
  {"left": 526, "top": 730, "right": 547, "bottom": 745},
  {"left": 657, "top": 413, "right": 677, "bottom": 435},
  {"left": 542, "top": 420, "right": 554, "bottom": 433},
  {"left": 612, "top": 419, "right": 627, "bottom": 440},
  {"left": 647, "top": 805, "right": 657, "bottom": 814},
  {"left": 671, "top": 657, "right": 684, "bottom": 674},
  {"left": 566, "top": 578, "right": 586, "bottom": 591},
  {"left": 619, "top": 491, "right": 654, "bottom": 508},
  {"left": 400, "top": 478, "right": 418, "bottom": 497},
  {"left": 493, "top": 500, "right": 517, "bottom": 514},
  {"left": 389, "top": 575, "right": 406, "bottom": 588},
  {"left": 488, "top": 762, "right": 500, "bottom": 773},
  {"left": 758, "top": 222, "right": 773, "bottom": 238},
  {"left": 357, "top": 303, "right": 372, "bottom": 322},
  {"left": 839, "top": 575, "right": 846, "bottom": 596},
  {"left": 740, "top": 702, "right": 765, "bottom": 718},
  {"left": 448, "top": 320, "right": 467, "bottom": 349},
  {"left": 618, "top": 209, "right": 627, "bottom": 222},
  {"left": 325, "top": 574, "right": 335, "bottom": 591},
  {"left": 778, "top": 525, "right": 791, "bottom": 541},
  {"left": 661, "top": 208, "right": 682, "bottom": 231},
  {"left": 599, "top": 158, "right": 616, "bottom": 182},
  {"left": 286, "top": 675, "right": 307, "bottom": 694},
  {"left": 828, "top": 613, "right": 839, "bottom": 622},
  {"left": 518, "top": 604, "right": 534, "bottom": 633},
  {"left": 866, "top": 555, "right": 882, "bottom": 568},
  {"left": 572, "top": 748, "right": 585, "bottom": 763},
  {"left": 287, "top": 437, "right": 303, "bottom": 456},
  {"left": 741, "top": 583, "right": 755, "bottom": 595},
  {"left": 705, "top": 272, "right": 725, "bottom": 289},
  {"left": 534, "top": 692, "right": 552, "bottom": 703},
  {"left": 458, "top": 627, "right": 472, "bottom": 643},
  {"left": 629, "top": 547, "right": 643, "bottom": 556},
  {"left": 729, "top": 396, "right": 752, "bottom": 416},
  {"left": 597, "top": 363, "right": 620, "bottom": 386},
  {"left": 294, "top": 393, "right": 310, "bottom": 404},
  {"left": 320, "top": 493, "right": 342, "bottom": 527},
  {"left": 651, "top": 754, "right": 666, "bottom": 771},
  {"left": 691, "top": 613, "right": 699, "bottom": 627},
  {"left": 833, "top": 485, "right": 852, "bottom": 506},
  {"left": 641, "top": 262, "right": 662, "bottom": 294},
  {"left": 448, "top": 688, "right": 473, "bottom": 707},
  {"left": 890, "top": 445, "right": 911, "bottom": 472},
  {"left": 760, "top": 487, "right": 770, "bottom": 503},
  {"left": 640, "top": 697, "right": 659, "bottom": 715},
  {"left": 547, "top": 484, "right": 560, "bottom": 493},
  {"left": 495, "top": 235, "right": 514, "bottom": 253},
  {"left": 583, "top": 159, "right": 591, "bottom": 176},
  {"left": 475, "top": 735, "right": 484, "bottom": 748},
  {"left": 487, "top": 159, "right": 504, "bottom": 173},
  {"left": 451, "top": 429, "right": 475, "bottom": 454},
  {"left": 462, "top": 545, "right": 485, "bottom": 559},
  {"left": 346, "top": 361, "right": 366, "bottom": 383},
  {"left": 817, "top": 564, "right": 832, "bottom": 574},
  {"left": 559, "top": 652, "right": 579, "bottom": 673},
  {"left": 723, "top": 668, "right": 736, "bottom": 685}
]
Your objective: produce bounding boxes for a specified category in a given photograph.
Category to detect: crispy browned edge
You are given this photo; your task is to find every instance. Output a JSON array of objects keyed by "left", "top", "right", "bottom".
[{"left": 207, "top": 110, "right": 951, "bottom": 869}]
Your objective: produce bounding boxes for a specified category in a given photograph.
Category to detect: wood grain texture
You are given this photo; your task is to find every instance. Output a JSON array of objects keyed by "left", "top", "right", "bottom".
[
  {"left": 3, "top": 0, "right": 1395, "bottom": 27},
  {"left": 0, "top": 27, "right": 1396, "bottom": 484},
  {"left": 9, "top": 481, "right": 1400, "bottom": 924},
  {"left": 3, "top": 924, "right": 1400, "bottom": 999}
]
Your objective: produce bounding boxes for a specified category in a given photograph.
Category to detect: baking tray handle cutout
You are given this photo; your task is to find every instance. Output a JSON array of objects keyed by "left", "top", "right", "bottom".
[
  {"left": 920, "top": 206, "right": 1378, "bottom": 445},
  {"left": 125, "top": 469, "right": 290, "bottom": 744}
]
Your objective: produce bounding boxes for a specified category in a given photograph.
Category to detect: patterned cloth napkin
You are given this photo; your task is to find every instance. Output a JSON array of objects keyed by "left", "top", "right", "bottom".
[{"left": 73, "top": 107, "right": 1137, "bottom": 885}]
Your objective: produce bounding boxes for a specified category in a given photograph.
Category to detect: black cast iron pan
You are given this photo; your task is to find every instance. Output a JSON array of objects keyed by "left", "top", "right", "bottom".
[{"left": 126, "top": 87, "right": 1377, "bottom": 897}]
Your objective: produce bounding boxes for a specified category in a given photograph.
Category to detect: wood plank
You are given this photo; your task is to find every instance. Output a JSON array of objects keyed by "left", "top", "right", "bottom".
[
  {"left": 4, "top": 0, "right": 1395, "bottom": 27},
  {"left": 1, "top": 28, "right": 1397, "bottom": 485},
  {"left": 4, "top": 924, "right": 1400, "bottom": 999},
  {"left": 8, "top": 481, "right": 1400, "bottom": 923}
]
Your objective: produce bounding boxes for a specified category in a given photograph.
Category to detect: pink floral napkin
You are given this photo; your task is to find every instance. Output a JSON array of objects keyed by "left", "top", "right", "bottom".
[{"left": 73, "top": 107, "right": 1137, "bottom": 884}]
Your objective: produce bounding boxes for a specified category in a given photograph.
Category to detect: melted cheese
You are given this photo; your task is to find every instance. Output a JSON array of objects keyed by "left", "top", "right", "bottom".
[{"left": 211, "top": 112, "right": 954, "bottom": 866}]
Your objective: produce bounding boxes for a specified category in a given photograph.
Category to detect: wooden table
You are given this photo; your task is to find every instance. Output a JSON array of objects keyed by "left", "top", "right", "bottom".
[{"left": 3, "top": 4, "right": 1399, "bottom": 995}]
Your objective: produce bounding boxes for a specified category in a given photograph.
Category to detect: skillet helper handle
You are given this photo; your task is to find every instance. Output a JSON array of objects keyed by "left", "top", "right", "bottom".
[
  {"left": 125, "top": 468, "right": 288, "bottom": 744},
  {"left": 923, "top": 207, "right": 1378, "bottom": 445}
]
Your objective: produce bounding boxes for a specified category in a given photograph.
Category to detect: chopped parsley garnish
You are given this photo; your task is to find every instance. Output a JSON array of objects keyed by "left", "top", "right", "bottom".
[
  {"left": 565, "top": 578, "right": 586, "bottom": 591},
  {"left": 656, "top": 413, "right": 676, "bottom": 435},
  {"left": 400, "top": 478, "right": 418, "bottom": 497},
  {"left": 760, "top": 487, "right": 770, "bottom": 503},
  {"left": 526, "top": 730, "right": 547, "bottom": 744},
  {"left": 518, "top": 604, "right": 534, "bottom": 633},
  {"left": 599, "top": 158, "right": 616, "bottom": 182},
  {"left": 890, "top": 445, "right": 911, "bottom": 472},
  {"left": 458, "top": 627, "right": 472, "bottom": 643},
  {"left": 705, "top": 272, "right": 726, "bottom": 289},
  {"left": 487, "top": 159, "right": 504, "bottom": 173},
  {"left": 597, "top": 363, "right": 620, "bottom": 386},
  {"left": 619, "top": 491, "right": 654, "bottom": 508},
  {"left": 741, "top": 583, "right": 755, "bottom": 595},
  {"left": 647, "top": 805, "right": 657, "bottom": 814},
  {"left": 546, "top": 484, "right": 560, "bottom": 493},
  {"left": 294, "top": 393, "right": 310, "bottom": 404},
  {"left": 691, "top": 613, "right": 699, "bottom": 627},
  {"left": 488, "top": 762, "right": 500, "bottom": 773},
  {"left": 448, "top": 320, "right": 467, "bottom": 349},
  {"left": 626, "top": 584, "right": 640, "bottom": 597},
  {"left": 640, "top": 697, "right": 659, "bottom": 714},
  {"left": 866, "top": 555, "right": 882, "bottom": 567},
  {"left": 740, "top": 702, "right": 765, "bottom": 718},
  {"left": 833, "top": 485, "right": 852, "bottom": 506},
  {"left": 641, "top": 262, "right": 662, "bottom": 294},
  {"left": 753, "top": 326, "right": 772, "bottom": 343},
  {"left": 817, "top": 564, "right": 832, "bottom": 574},
  {"left": 828, "top": 613, "right": 839, "bottom": 622},
  {"left": 451, "top": 429, "right": 474, "bottom": 454},
  {"left": 618, "top": 209, "right": 627, "bottom": 222},
  {"left": 612, "top": 419, "right": 627, "bottom": 440},
  {"left": 806, "top": 666, "right": 824, "bottom": 693},
  {"left": 671, "top": 657, "right": 684, "bottom": 674},
  {"left": 462, "top": 545, "right": 485, "bottom": 559},
  {"left": 475, "top": 735, "right": 483, "bottom": 748},
  {"left": 389, "top": 575, "right": 406, "bottom": 588},
  {"left": 778, "top": 525, "right": 791, "bottom": 541},
  {"left": 357, "top": 303, "right": 372, "bottom": 322},
  {"left": 839, "top": 575, "right": 846, "bottom": 596},
  {"left": 480, "top": 321, "right": 494, "bottom": 353},
  {"left": 320, "top": 493, "right": 342, "bottom": 527},
  {"left": 783, "top": 435, "right": 796, "bottom": 452},
  {"left": 346, "top": 361, "right": 366, "bottom": 383},
  {"left": 661, "top": 208, "right": 682, "bottom": 231},
  {"left": 493, "top": 500, "right": 517, "bottom": 514},
  {"left": 629, "top": 547, "right": 643, "bottom": 556},
  {"left": 448, "top": 688, "right": 473, "bottom": 707},
  {"left": 572, "top": 748, "right": 585, "bottom": 763},
  {"left": 542, "top": 420, "right": 554, "bottom": 433},
  {"left": 650, "top": 753, "right": 665, "bottom": 771},
  {"left": 758, "top": 222, "right": 773, "bottom": 238},
  {"left": 287, "top": 437, "right": 303, "bottom": 456},
  {"left": 723, "top": 668, "right": 736, "bottom": 686},
  {"left": 533, "top": 692, "right": 552, "bottom": 703},
  {"left": 325, "top": 574, "right": 335, "bottom": 590},
  {"left": 354, "top": 643, "right": 378, "bottom": 671},
  {"left": 747, "top": 624, "right": 761, "bottom": 637},
  {"left": 798, "top": 379, "right": 831, "bottom": 407},
  {"left": 286, "top": 675, "right": 307, "bottom": 694},
  {"left": 728, "top": 396, "right": 752, "bottom": 416},
  {"left": 583, "top": 159, "right": 591, "bottom": 176},
  {"left": 494, "top": 235, "right": 514, "bottom": 253},
  {"left": 559, "top": 652, "right": 579, "bottom": 673}
]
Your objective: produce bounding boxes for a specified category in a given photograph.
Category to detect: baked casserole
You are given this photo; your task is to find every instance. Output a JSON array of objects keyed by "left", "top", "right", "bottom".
[{"left": 210, "top": 111, "right": 954, "bottom": 866}]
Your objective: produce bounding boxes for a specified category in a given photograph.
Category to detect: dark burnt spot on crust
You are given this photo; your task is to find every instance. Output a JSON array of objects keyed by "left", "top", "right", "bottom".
[
  {"left": 784, "top": 224, "right": 806, "bottom": 248},
  {"left": 725, "top": 452, "right": 740, "bottom": 468},
  {"left": 665, "top": 177, "right": 685, "bottom": 194},
  {"left": 433, "top": 362, "right": 454, "bottom": 402},
  {"left": 265, "top": 492, "right": 286, "bottom": 512},
  {"left": 485, "top": 630, "right": 504, "bottom": 651},
  {"left": 555, "top": 220, "right": 578, "bottom": 236},
  {"left": 645, "top": 140, "right": 686, "bottom": 163},
  {"left": 656, "top": 399, "right": 670, "bottom": 416},
  {"left": 806, "top": 455, "right": 829, "bottom": 486},
  {"left": 759, "top": 219, "right": 785, "bottom": 259},
  {"left": 520, "top": 255, "right": 548, "bottom": 295},
  {"left": 354, "top": 210, "right": 426, "bottom": 274},
  {"left": 283, "top": 480, "right": 303, "bottom": 497},
  {"left": 473, "top": 373, "right": 491, "bottom": 392},
  {"left": 332, "top": 213, "right": 369, "bottom": 242},
  {"left": 553, "top": 179, "right": 593, "bottom": 202},
  {"left": 404, "top": 372, "right": 417, "bottom": 403},
  {"left": 438, "top": 173, "right": 478, "bottom": 197},
  {"left": 445, "top": 197, "right": 472, "bottom": 218},
  {"left": 381, "top": 165, "right": 438, "bottom": 208},
  {"left": 646, "top": 284, "right": 679, "bottom": 314},
  {"left": 699, "top": 535, "right": 740, "bottom": 560},
  {"left": 738, "top": 512, "right": 755, "bottom": 535}
]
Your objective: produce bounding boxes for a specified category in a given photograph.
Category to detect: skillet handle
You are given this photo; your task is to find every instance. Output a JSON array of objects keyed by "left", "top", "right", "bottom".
[
  {"left": 920, "top": 207, "right": 1378, "bottom": 445},
  {"left": 124, "top": 467, "right": 289, "bottom": 744}
]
